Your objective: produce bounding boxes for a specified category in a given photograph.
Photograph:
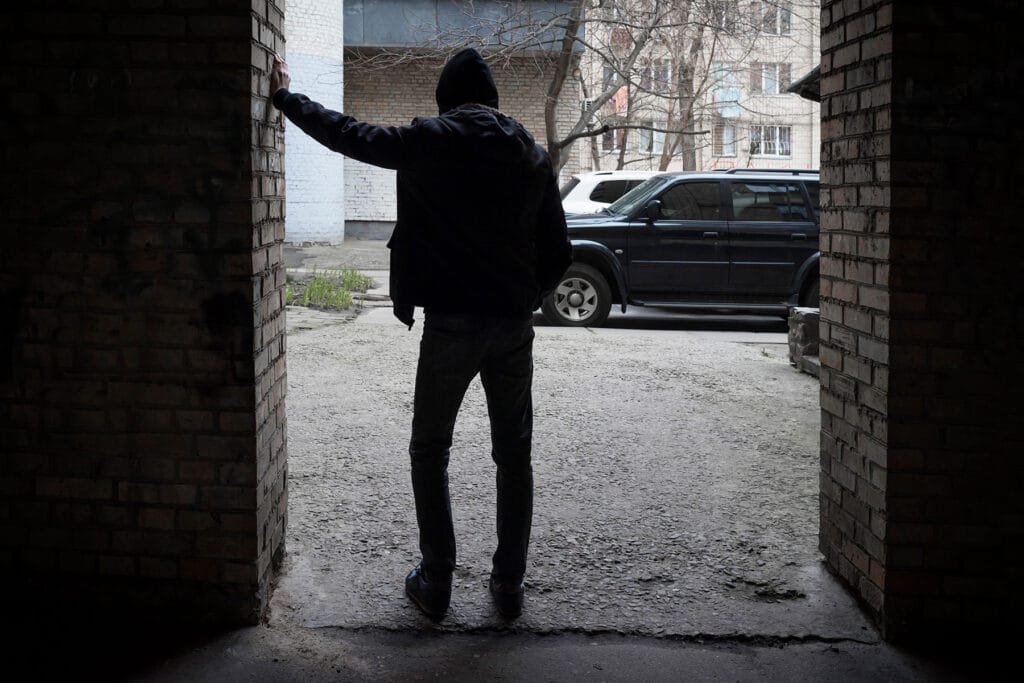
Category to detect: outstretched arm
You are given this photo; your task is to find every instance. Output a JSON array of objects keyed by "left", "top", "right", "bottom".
[{"left": 269, "top": 54, "right": 415, "bottom": 170}]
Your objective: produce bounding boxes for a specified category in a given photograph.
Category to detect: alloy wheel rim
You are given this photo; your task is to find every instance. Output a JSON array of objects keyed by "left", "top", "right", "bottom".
[{"left": 554, "top": 277, "right": 598, "bottom": 322}]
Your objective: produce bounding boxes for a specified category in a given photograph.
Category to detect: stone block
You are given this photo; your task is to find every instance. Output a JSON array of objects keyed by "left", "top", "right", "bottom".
[{"left": 788, "top": 306, "right": 821, "bottom": 377}]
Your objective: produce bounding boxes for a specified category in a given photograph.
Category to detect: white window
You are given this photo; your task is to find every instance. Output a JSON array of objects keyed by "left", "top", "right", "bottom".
[
  {"left": 750, "top": 62, "right": 791, "bottom": 95},
  {"left": 638, "top": 120, "right": 665, "bottom": 155},
  {"left": 761, "top": 1, "right": 792, "bottom": 35},
  {"left": 711, "top": 62, "right": 741, "bottom": 118},
  {"left": 713, "top": 122, "right": 737, "bottom": 157},
  {"left": 749, "top": 125, "right": 792, "bottom": 157}
]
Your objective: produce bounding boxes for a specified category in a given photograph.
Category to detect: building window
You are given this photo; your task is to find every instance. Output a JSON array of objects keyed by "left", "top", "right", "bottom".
[
  {"left": 711, "top": 62, "right": 741, "bottom": 118},
  {"left": 713, "top": 121, "right": 737, "bottom": 157},
  {"left": 637, "top": 120, "right": 665, "bottom": 155},
  {"left": 710, "top": 0, "right": 740, "bottom": 32},
  {"left": 749, "top": 62, "right": 791, "bottom": 94},
  {"left": 602, "top": 127, "right": 616, "bottom": 152},
  {"left": 641, "top": 59, "right": 672, "bottom": 93},
  {"left": 761, "top": 1, "right": 792, "bottom": 35},
  {"left": 749, "top": 125, "right": 792, "bottom": 157}
]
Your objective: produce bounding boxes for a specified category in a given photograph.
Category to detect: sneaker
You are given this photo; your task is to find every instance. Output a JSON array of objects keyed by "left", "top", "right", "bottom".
[
  {"left": 405, "top": 565, "right": 451, "bottom": 620},
  {"left": 488, "top": 576, "right": 525, "bottom": 618}
]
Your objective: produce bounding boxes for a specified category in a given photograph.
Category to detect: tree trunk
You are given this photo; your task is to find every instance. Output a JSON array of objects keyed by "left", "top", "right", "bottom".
[
  {"left": 680, "top": 23, "right": 704, "bottom": 170},
  {"left": 545, "top": 0, "right": 586, "bottom": 172}
]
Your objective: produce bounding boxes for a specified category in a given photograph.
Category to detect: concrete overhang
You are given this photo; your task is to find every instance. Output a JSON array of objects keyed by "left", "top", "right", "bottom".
[
  {"left": 344, "top": 0, "right": 578, "bottom": 52},
  {"left": 786, "top": 65, "right": 821, "bottom": 102}
]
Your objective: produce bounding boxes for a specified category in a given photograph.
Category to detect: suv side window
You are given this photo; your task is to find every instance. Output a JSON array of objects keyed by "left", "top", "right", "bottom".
[
  {"left": 659, "top": 182, "right": 722, "bottom": 220},
  {"left": 589, "top": 179, "right": 631, "bottom": 203},
  {"left": 729, "top": 181, "right": 809, "bottom": 222},
  {"left": 803, "top": 181, "right": 820, "bottom": 222}
]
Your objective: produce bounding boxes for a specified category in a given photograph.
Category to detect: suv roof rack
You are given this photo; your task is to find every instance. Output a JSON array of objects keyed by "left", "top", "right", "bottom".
[{"left": 716, "top": 168, "right": 818, "bottom": 175}]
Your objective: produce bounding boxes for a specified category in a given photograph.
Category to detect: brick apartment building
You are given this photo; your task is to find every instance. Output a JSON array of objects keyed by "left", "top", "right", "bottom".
[{"left": 580, "top": 0, "right": 820, "bottom": 172}]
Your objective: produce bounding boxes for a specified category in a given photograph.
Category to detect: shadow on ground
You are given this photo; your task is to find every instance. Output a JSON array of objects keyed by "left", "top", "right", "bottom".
[{"left": 533, "top": 310, "right": 789, "bottom": 333}]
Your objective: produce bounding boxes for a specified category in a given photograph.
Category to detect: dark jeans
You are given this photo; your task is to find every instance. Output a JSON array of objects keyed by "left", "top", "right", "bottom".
[{"left": 409, "top": 312, "right": 535, "bottom": 584}]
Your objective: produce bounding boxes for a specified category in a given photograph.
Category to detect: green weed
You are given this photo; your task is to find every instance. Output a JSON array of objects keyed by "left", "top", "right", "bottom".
[{"left": 286, "top": 268, "right": 373, "bottom": 311}]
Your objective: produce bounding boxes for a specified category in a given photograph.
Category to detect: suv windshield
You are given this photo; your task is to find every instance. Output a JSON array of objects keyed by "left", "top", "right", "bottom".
[{"left": 604, "top": 176, "right": 667, "bottom": 216}]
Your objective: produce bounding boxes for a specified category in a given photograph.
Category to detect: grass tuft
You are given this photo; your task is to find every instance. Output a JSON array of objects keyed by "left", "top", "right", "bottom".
[{"left": 287, "top": 268, "right": 374, "bottom": 311}]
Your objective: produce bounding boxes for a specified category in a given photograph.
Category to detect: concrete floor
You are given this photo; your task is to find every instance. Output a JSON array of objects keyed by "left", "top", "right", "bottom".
[{"left": 10, "top": 242, "right": 985, "bottom": 681}]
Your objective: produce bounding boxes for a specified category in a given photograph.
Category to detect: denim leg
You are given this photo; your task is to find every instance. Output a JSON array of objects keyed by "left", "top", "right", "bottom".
[
  {"left": 480, "top": 322, "right": 535, "bottom": 582},
  {"left": 409, "top": 321, "right": 483, "bottom": 580}
]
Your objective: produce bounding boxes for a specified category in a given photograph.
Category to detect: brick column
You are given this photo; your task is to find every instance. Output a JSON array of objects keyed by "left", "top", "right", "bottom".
[
  {"left": 820, "top": 0, "right": 1024, "bottom": 640},
  {"left": 0, "top": 0, "right": 287, "bottom": 623}
]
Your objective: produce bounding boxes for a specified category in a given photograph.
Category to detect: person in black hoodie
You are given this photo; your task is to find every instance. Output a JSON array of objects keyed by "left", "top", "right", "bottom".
[{"left": 270, "top": 48, "right": 571, "bottom": 620}]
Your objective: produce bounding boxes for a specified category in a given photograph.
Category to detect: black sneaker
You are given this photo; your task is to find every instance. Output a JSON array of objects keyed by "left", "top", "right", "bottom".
[
  {"left": 488, "top": 576, "right": 525, "bottom": 618},
  {"left": 405, "top": 565, "right": 451, "bottom": 620}
]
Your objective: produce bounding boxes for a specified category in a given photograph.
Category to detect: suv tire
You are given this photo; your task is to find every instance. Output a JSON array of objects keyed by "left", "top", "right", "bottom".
[{"left": 542, "top": 264, "right": 612, "bottom": 327}]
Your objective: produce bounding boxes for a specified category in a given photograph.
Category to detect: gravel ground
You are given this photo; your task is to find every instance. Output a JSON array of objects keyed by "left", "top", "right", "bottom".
[{"left": 272, "top": 305, "right": 875, "bottom": 640}]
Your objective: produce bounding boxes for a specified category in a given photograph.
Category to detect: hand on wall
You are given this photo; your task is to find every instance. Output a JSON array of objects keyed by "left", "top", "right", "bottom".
[{"left": 270, "top": 53, "right": 291, "bottom": 98}]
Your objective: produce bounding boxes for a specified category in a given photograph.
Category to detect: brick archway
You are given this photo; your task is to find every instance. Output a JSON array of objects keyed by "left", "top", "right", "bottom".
[{"left": 2, "top": 0, "right": 1022, "bottom": 638}]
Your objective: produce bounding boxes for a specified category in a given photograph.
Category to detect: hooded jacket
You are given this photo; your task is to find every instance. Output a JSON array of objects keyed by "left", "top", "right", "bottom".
[{"left": 273, "top": 48, "right": 572, "bottom": 327}]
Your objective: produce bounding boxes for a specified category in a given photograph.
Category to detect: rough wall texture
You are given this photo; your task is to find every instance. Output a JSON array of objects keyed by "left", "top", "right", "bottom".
[
  {"left": 343, "top": 56, "right": 581, "bottom": 229},
  {"left": 819, "top": 0, "right": 1024, "bottom": 640},
  {"left": 0, "top": 0, "right": 288, "bottom": 624},
  {"left": 283, "top": 0, "right": 345, "bottom": 244},
  {"left": 817, "top": 0, "right": 894, "bottom": 628}
]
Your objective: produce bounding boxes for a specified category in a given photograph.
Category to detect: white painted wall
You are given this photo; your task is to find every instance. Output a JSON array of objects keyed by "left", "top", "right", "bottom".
[{"left": 284, "top": 0, "right": 345, "bottom": 243}]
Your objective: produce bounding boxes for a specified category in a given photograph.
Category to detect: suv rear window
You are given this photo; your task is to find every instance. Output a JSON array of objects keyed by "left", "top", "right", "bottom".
[
  {"left": 729, "top": 181, "right": 810, "bottom": 221},
  {"left": 589, "top": 179, "right": 631, "bottom": 203}
]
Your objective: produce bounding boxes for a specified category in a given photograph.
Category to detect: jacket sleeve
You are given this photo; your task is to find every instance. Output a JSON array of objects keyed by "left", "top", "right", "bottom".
[
  {"left": 534, "top": 168, "right": 573, "bottom": 296},
  {"left": 273, "top": 88, "right": 418, "bottom": 170}
]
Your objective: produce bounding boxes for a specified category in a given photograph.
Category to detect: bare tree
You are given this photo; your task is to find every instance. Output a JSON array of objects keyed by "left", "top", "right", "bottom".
[{"left": 346, "top": 0, "right": 819, "bottom": 173}]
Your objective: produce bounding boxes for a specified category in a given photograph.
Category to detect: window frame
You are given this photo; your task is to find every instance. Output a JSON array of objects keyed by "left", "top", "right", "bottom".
[
  {"left": 637, "top": 120, "right": 666, "bottom": 155},
  {"left": 713, "top": 121, "right": 737, "bottom": 157},
  {"left": 750, "top": 62, "right": 791, "bottom": 95},
  {"left": 761, "top": 1, "right": 793, "bottom": 36},
  {"left": 749, "top": 125, "right": 793, "bottom": 158}
]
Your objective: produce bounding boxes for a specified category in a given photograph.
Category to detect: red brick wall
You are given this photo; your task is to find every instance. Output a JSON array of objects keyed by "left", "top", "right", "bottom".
[
  {"left": 0, "top": 0, "right": 287, "bottom": 623},
  {"left": 820, "top": 0, "right": 1024, "bottom": 640}
]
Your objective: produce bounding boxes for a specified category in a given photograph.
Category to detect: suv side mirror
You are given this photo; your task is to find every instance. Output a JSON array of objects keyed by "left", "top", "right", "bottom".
[{"left": 644, "top": 199, "right": 663, "bottom": 222}]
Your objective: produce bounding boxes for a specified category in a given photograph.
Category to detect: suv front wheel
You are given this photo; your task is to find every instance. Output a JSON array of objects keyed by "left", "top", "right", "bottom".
[{"left": 542, "top": 264, "right": 612, "bottom": 327}]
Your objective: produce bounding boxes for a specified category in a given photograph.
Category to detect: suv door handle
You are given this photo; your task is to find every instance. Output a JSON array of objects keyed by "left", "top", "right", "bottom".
[
  {"left": 790, "top": 233, "right": 807, "bottom": 240},
  {"left": 702, "top": 231, "right": 719, "bottom": 238}
]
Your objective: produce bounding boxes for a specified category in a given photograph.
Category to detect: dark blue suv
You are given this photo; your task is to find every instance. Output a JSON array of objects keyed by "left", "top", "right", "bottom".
[{"left": 542, "top": 169, "right": 820, "bottom": 326}]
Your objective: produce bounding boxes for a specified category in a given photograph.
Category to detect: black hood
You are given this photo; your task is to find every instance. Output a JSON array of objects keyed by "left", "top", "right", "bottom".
[{"left": 435, "top": 48, "right": 499, "bottom": 114}]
